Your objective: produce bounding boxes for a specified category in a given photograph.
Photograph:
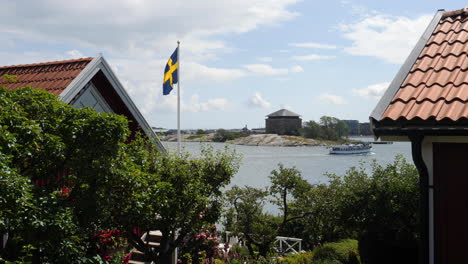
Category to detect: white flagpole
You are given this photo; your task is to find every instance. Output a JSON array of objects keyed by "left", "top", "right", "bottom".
[{"left": 177, "top": 40, "right": 181, "bottom": 155}]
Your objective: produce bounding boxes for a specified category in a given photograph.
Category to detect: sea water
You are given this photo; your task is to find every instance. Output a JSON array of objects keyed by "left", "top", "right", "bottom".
[{"left": 162, "top": 138, "right": 412, "bottom": 189}]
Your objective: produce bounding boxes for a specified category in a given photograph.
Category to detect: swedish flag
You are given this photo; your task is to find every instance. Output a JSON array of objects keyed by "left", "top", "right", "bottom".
[{"left": 163, "top": 47, "right": 179, "bottom": 95}]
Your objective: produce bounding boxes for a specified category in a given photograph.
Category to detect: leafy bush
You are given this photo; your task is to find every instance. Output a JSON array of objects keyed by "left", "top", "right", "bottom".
[
  {"left": 0, "top": 83, "right": 241, "bottom": 263},
  {"left": 278, "top": 251, "right": 314, "bottom": 264},
  {"left": 213, "top": 129, "right": 245, "bottom": 142},
  {"left": 312, "top": 239, "right": 359, "bottom": 264}
]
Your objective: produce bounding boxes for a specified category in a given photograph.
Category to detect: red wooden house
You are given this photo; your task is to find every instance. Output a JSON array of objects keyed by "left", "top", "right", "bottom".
[
  {"left": 0, "top": 55, "right": 164, "bottom": 151},
  {"left": 371, "top": 7, "right": 468, "bottom": 264}
]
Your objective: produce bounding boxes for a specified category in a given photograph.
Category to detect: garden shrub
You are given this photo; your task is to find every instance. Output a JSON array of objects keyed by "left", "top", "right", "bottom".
[
  {"left": 279, "top": 251, "right": 314, "bottom": 264},
  {"left": 312, "top": 239, "right": 359, "bottom": 264}
]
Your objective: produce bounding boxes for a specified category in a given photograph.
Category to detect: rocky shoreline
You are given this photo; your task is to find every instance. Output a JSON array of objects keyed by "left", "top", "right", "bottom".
[{"left": 162, "top": 133, "right": 333, "bottom": 147}]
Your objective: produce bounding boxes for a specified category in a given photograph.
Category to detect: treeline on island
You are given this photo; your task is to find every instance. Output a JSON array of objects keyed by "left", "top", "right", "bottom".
[
  {"left": 300, "top": 116, "right": 350, "bottom": 141},
  {"left": 204, "top": 116, "right": 352, "bottom": 143}
]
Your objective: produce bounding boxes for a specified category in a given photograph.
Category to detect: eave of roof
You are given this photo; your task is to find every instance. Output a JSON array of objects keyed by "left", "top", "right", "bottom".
[{"left": 370, "top": 8, "right": 468, "bottom": 137}]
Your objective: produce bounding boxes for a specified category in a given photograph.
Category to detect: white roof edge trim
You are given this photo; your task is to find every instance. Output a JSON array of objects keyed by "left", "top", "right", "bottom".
[
  {"left": 369, "top": 10, "right": 445, "bottom": 122},
  {"left": 60, "top": 55, "right": 102, "bottom": 104}
]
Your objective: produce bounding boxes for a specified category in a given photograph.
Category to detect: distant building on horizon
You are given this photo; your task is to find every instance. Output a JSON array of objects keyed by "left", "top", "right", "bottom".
[{"left": 265, "top": 109, "right": 302, "bottom": 135}]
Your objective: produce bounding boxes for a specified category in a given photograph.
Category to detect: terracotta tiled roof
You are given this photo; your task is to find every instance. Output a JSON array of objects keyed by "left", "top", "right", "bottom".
[
  {"left": 382, "top": 8, "right": 468, "bottom": 121},
  {"left": 0, "top": 57, "right": 93, "bottom": 95}
]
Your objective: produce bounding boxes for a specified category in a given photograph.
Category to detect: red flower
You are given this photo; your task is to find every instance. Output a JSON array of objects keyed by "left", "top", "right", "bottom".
[{"left": 123, "top": 253, "right": 131, "bottom": 264}]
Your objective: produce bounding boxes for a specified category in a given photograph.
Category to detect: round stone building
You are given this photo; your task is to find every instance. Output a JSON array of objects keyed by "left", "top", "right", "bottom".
[{"left": 265, "top": 109, "right": 302, "bottom": 135}]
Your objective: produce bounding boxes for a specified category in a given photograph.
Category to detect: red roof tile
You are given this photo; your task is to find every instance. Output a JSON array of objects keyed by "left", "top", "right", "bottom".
[
  {"left": 0, "top": 57, "right": 93, "bottom": 95},
  {"left": 382, "top": 8, "right": 468, "bottom": 121}
]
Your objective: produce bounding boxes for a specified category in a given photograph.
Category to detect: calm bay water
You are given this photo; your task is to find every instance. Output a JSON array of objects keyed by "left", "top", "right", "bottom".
[{"left": 162, "top": 138, "right": 412, "bottom": 189}]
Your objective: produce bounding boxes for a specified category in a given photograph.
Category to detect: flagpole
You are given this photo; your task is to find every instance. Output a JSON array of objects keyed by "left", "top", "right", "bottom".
[{"left": 177, "top": 40, "right": 181, "bottom": 155}]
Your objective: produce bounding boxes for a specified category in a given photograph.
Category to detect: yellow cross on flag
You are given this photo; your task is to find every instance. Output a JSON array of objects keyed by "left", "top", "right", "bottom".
[{"left": 163, "top": 47, "right": 179, "bottom": 95}]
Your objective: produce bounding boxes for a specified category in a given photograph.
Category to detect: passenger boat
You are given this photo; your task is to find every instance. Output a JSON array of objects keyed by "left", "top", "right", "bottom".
[{"left": 329, "top": 142, "right": 372, "bottom": 155}]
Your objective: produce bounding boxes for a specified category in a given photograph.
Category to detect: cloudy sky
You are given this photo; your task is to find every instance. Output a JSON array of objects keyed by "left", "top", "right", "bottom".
[{"left": 1, "top": 0, "right": 466, "bottom": 129}]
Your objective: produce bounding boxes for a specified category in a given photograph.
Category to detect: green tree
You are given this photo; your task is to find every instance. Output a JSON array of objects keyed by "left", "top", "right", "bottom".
[
  {"left": 269, "top": 164, "right": 312, "bottom": 234},
  {"left": 292, "top": 155, "right": 419, "bottom": 260},
  {"left": 225, "top": 164, "right": 312, "bottom": 258},
  {"left": 0, "top": 81, "right": 242, "bottom": 263},
  {"left": 300, "top": 121, "right": 321, "bottom": 139},
  {"left": 225, "top": 186, "right": 278, "bottom": 258},
  {"left": 117, "top": 141, "right": 241, "bottom": 263},
  {"left": 196, "top": 129, "right": 207, "bottom": 135},
  {"left": 0, "top": 85, "right": 129, "bottom": 262},
  {"left": 213, "top": 129, "right": 244, "bottom": 142},
  {"left": 319, "top": 116, "right": 349, "bottom": 140}
]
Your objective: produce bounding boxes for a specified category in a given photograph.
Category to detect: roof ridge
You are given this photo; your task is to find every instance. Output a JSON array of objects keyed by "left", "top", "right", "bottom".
[
  {"left": 442, "top": 7, "right": 468, "bottom": 18},
  {"left": 0, "top": 57, "right": 94, "bottom": 69}
]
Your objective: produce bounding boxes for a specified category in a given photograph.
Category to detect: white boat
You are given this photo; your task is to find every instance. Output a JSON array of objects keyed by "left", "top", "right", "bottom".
[{"left": 329, "top": 142, "right": 372, "bottom": 155}]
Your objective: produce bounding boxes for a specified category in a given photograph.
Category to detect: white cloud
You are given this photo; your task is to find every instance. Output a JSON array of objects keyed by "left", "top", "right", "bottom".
[
  {"left": 185, "top": 62, "right": 247, "bottom": 82},
  {"left": 292, "top": 54, "right": 336, "bottom": 61},
  {"left": 0, "top": 0, "right": 302, "bottom": 125},
  {"left": 340, "top": 14, "right": 432, "bottom": 64},
  {"left": 289, "top": 42, "right": 337, "bottom": 49},
  {"left": 318, "top": 93, "right": 346, "bottom": 105},
  {"left": 151, "top": 93, "right": 229, "bottom": 113},
  {"left": 244, "top": 64, "right": 289, "bottom": 75},
  {"left": 243, "top": 64, "right": 304, "bottom": 75},
  {"left": 290, "top": 65, "right": 304, "bottom": 73},
  {"left": 65, "top": 49, "right": 84, "bottom": 59},
  {"left": 248, "top": 92, "right": 272, "bottom": 109},
  {"left": 186, "top": 95, "right": 229, "bottom": 112},
  {"left": 0, "top": 0, "right": 299, "bottom": 60},
  {"left": 353, "top": 82, "right": 390, "bottom": 99},
  {"left": 257, "top": 57, "right": 273, "bottom": 62}
]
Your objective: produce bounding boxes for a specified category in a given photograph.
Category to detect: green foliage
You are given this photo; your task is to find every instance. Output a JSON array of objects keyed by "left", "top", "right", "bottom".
[
  {"left": 213, "top": 129, "right": 245, "bottom": 142},
  {"left": 114, "top": 139, "right": 241, "bottom": 262},
  {"left": 187, "top": 134, "right": 204, "bottom": 140},
  {"left": 0, "top": 85, "right": 126, "bottom": 262},
  {"left": 300, "top": 121, "right": 321, "bottom": 139},
  {"left": 225, "top": 185, "right": 278, "bottom": 258},
  {"left": 291, "top": 155, "right": 418, "bottom": 248},
  {"left": 300, "top": 117, "right": 349, "bottom": 141},
  {"left": 312, "top": 239, "right": 359, "bottom": 264},
  {"left": 0, "top": 83, "right": 241, "bottom": 263},
  {"left": 196, "top": 129, "right": 208, "bottom": 135},
  {"left": 225, "top": 164, "right": 312, "bottom": 258},
  {"left": 278, "top": 251, "right": 314, "bottom": 264}
]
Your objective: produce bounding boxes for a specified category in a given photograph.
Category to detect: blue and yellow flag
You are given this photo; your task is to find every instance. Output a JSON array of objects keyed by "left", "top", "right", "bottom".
[{"left": 163, "top": 47, "right": 179, "bottom": 95}]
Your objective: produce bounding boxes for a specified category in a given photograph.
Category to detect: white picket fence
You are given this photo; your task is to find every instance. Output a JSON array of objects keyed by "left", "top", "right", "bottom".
[{"left": 224, "top": 231, "right": 302, "bottom": 255}]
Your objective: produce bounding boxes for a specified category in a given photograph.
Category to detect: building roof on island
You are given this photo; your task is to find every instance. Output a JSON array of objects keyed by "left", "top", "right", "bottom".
[
  {"left": 0, "top": 55, "right": 165, "bottom": 150},
  {"left": 267, "top": 109, "right": 301, "bottom": 118},
  {"left": 371, "top": 7, "right": 468, "bottom": 136}
]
